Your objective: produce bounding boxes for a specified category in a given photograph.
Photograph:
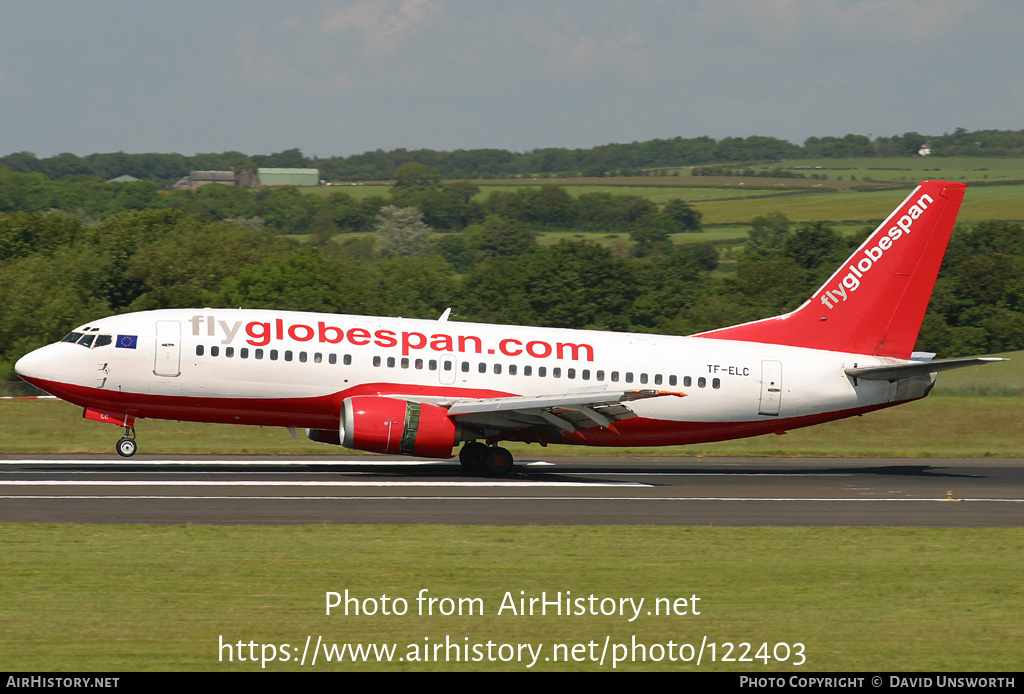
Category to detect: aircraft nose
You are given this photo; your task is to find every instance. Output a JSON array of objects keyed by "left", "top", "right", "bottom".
[{"left": 14, "top": 346, "right": 54, "bottom": 383}]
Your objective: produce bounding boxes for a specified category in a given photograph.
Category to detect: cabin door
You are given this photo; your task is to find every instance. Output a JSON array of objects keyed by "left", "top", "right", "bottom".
[{"left": 154, "top": 320, "right": 181, "bottom": 377}]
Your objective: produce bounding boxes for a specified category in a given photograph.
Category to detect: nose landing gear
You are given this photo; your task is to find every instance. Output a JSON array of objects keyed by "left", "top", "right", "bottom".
[{"left": 116, "top": 426, "right": 137, "bottom": 457}]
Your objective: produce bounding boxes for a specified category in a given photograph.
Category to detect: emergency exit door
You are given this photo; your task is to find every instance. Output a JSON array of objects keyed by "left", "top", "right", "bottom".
[{"left": 758, "top": 360, "right": 783, "bottom": 416}]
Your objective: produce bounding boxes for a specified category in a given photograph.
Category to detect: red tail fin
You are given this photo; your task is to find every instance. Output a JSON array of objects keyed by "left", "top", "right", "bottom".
[{"left": 695, "top": 181, "right": 966, "bottom": 358}]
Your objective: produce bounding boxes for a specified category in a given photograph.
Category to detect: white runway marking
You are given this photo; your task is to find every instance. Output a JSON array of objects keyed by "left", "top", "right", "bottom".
[
  {"left": 1, "top": 495, "right": 1021, "bottom": 502},
  {"left": 1, "top": 458, "right": 447, "bottom": 466},
  {"left": 0, "top": 479, "right": 647, "bottom": 488}
]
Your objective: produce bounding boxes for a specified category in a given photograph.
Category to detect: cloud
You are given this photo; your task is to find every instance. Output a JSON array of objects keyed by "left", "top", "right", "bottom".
[
  {"left": 536, "top": 23, "right": 649, "bottom": 77},
  {"left": 700, "top": 0, "right": 975, "bottom": 43},
  {"left": 321, "top": 0, "right": 445, "bottom": 56}
]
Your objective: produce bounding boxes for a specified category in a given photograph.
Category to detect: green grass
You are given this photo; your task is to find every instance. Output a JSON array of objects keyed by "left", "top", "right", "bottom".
[
  {"left": 2, "top": 393, "right": 1021, "bottom": 458},
  {"left": 1, "top": 524, "right": 1021, "bottom": 671},
  {"left": 771, "top": 156, "right": 1024, "bottom": 183},
  {"left": 930, "top": 350, "right": 1024, "bottom": 397}
]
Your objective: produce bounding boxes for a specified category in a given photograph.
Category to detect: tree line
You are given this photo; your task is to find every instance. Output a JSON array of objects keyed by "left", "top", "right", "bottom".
[
  {"left": 2, "top": 204, "right": 1021, "bottom": 382},
  {"left": 0, "top": 165, "right": 702, "bottom": 236},
  {"left": 3, "top": 128, "right": 1024, "bottom": 184}
]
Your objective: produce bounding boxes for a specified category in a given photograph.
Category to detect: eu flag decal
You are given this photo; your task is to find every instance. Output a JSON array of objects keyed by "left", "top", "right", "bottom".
[{"left": 116, "top": 335, "right": 138, "bottom": 349}]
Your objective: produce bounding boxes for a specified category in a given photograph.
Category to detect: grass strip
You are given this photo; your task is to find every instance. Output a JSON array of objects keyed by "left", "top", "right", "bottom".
[
  {"left": 1, "top": 524, "right": 1021, "bottom": 671},
  {"left": 1, "top": 395, "right": 1020, "bottom": 458}
]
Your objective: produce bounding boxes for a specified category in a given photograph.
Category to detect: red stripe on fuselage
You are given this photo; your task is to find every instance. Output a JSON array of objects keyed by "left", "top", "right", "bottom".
[
  {"left": 18, "top": 377, "right": 513, "bottom": 429},
  {"left": 21, "top": 375, "right": 911, "bottom": 448}
]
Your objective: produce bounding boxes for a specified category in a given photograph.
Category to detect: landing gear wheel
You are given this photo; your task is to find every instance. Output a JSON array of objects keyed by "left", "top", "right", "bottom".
[
  {"left": 483, "top": 446, "right": 514, "bottom": 476},
  {"left": 116, "top": 437, "right": 137, "bottom": 458},
  {"left": 459, "top": 441, "right": 488, "bottom": 470}
]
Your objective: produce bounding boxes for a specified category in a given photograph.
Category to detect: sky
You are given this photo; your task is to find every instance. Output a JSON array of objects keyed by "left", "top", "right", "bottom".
[{"left": 2, "top": 0, "right": 1022, "bottom": 159}]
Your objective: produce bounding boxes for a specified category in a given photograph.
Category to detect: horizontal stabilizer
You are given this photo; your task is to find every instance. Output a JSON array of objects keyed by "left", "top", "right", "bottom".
[{"left": 845, "top": 357, "right": 1007, "bottom": 381}]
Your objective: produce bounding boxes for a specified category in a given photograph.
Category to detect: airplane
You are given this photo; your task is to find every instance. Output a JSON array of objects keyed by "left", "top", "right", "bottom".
[{"left": 14, "top": 180, "right": 1005, "bottom": 475}]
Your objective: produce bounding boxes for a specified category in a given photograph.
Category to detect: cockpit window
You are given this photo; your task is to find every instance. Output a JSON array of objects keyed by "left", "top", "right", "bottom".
[{"left": 61, "top": 332, "right": 112, "bottom": 348}]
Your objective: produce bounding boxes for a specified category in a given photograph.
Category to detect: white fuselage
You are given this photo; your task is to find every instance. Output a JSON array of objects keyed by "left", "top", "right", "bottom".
[{"left": 16, "top": 308, "right": 931, "bottom": 449}]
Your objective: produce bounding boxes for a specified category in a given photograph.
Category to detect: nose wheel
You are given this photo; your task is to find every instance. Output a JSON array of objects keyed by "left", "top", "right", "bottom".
[{"left": 116, "top": 426, "right": 137, "bottom": 457}]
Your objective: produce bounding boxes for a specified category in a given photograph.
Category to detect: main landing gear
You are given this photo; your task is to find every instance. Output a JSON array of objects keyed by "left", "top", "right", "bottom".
[
  {"left": 458, "top": 441, "right": 514, "bottom": 476},
  {"left": 116, "top": 426, "right": 137, "bottom": 458}
]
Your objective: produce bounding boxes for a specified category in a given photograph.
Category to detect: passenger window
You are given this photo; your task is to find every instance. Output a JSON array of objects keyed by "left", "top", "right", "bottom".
[
  {"left": 270, "top": 349, "right": 278, "bottom": 360},
  {"left": 211, "top": 346, "right": 220, "bottom": 357},
  {"left": 669, "top": 375, "right": 677, "bottom": 386},
  {"left": 654, "top": 374, "right": 662, "bottom": 385},
  {"left": 640, "top": 373, "right": 648, "bottom": 384},
  {"left": 698, "top": 377, "right": 706, "bottom": 388},
  {"left": 401, "top": 358, "right": 409, "bottom": 368},
  {"left": 415, "top": 359, "right": 424, "bottom": 370},
  {"left": 461, "top": 362, "right": 469, "bottom": 373},
  {"left": 553, "top": 368, "right": 561, "bottom": 378},
  {"left": 494, "top": 364, "right": 502, "bottom": 374},
  {"left": 285, "top": 351, "right": 293, "bottom": 362},
  {"left": 611, "top": 371, "right": 620, "bottom": 382},
  {"left": 712, "top": 378, "right": 721, "bottom": 389},
  {"left": 256, "top": 349, "right": 264, "bottom": 360},
  {"left": 683, "top": 376, "right": 692, "bottom": 387},
  {"left": 314, "top": 353, "right": 322, "bottom": 363},
  {"left": 373, "top": 356, "right": 381, "bottom": 367},
  {"left": 509, "top": 365, "right": 517, "bottom": 376},
  {"left": 538, "top": 367, "right": 547, "bottom": 377},
  {"left": 299, "top": 352, "right": 307, "bottom": 363},
  {"left": 478, "top": 362, "right": 486, "bottom": 373},
  {"left": 225, "top": 347, "right": 234, "bottom": 358},
  {"left": 625, "top": 372, "right": 633, "bottom": 383},
  {"left": 596, "top": 370, "right": 604, "bottom": 381},
  {"left": 241, "top": 348, "right": 249, "bottom": 359},
  {"left": 387, "top": 357, "right": 396, "bottom": 368},
  {"left": 567, "top": 368, "right": 576, "bottom": 379},
  {"left": 196, "top": 345, "right": 204, "bottom": 357},
  {"left": 524, "top": 366, "right": 532, "bottom": 376}
]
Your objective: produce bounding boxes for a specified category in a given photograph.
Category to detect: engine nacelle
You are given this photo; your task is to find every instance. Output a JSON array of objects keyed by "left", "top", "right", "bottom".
[{"left": 308, "top": 396, "right": 460, "bottom": 459}]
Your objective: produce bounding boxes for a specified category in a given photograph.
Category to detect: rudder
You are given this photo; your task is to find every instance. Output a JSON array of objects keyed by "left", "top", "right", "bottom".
[{"left": 695, "top": 181, "right": 966, "bottom": 358}]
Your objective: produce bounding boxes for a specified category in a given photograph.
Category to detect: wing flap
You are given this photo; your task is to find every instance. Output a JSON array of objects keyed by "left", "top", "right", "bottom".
[{"left": 446, "top": 389, "right": 685, "bottom": 435}]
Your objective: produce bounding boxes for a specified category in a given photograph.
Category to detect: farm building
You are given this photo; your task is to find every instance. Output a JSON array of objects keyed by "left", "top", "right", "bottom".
[
  {"left": 257, "top": 168, "right": 321, "bottom": 187},
  {"left": 171, "top": 170, "right": 238, "bottom": 191}
]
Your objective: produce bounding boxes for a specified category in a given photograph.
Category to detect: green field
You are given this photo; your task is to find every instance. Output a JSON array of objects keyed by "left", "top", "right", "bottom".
[
  {"left": 768, "top": 156, "right": 1024, "bottom": 183},
  {"left": 301, "top": 160, "right": 1024, "bottom": 234},
  {"left": 2, "top": 524, "right": 1021, "bottom": 671}
]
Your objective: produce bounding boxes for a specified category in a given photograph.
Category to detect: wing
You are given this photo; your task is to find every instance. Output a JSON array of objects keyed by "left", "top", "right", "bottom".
[{"left": 442, "top": 387, "right": 685, "bottom": 438}]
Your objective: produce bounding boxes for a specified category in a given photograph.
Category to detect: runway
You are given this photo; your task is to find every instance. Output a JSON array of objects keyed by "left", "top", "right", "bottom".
[{"left": 2, "top": 454, "right": 1021, "bottom": 526}]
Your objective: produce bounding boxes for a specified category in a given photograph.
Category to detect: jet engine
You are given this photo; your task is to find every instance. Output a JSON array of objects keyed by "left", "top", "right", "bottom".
[{"left": 306, "top": 396, "right": 461, "bottom": 458}]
